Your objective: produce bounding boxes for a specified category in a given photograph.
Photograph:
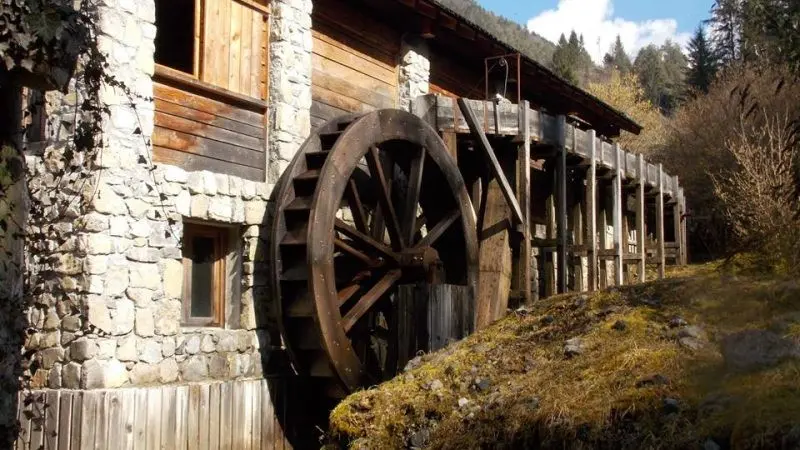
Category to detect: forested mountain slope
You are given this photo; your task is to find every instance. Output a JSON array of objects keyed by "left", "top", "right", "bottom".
[{"left": 435, "top": 0, "right": 556, "bottom": 64}]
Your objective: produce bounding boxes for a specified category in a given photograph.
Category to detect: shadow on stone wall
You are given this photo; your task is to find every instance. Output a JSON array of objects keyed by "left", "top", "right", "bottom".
[{"left": 257, "top": 174, "right": 329, "bottom": 450}]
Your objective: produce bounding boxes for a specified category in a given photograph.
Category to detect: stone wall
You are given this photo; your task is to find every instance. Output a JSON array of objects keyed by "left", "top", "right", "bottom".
[
  {"left": 398, "top": 38, "right": 431, "bottom": 111},
  {"left": 21, "top": 0, "right": 289, "bottom": 392},
  {"left": 267, "top": 0, "right": 313, "bottom": 182}
]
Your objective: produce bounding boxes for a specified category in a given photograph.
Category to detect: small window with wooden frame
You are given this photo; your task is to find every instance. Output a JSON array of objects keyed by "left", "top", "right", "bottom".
[{"left": 182, "top": 222, "right": 236, "bottom": 327}]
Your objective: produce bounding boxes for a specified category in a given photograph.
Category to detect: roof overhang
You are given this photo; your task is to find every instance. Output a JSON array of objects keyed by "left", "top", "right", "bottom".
[{"left": 353, "top": 0, "right": 643, "bottom": 137}]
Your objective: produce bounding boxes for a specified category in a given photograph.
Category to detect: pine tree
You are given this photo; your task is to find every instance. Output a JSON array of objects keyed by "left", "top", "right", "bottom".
[
  {"left": 660, "top": 40, "right": 688, "bottom": 112},
  {"left": 551, "top": 33, "right": 579, "bottom": 85},
  {"left": 634, "top": 45, "right": 666, "bottom": 109},
  {"left": 709, "top": 0, "right": 742, "bottom": 64},
  {"left": 686, "top": 27, "right": 719, "bottom": 94},
  {"left": 551, "top": 31, "right": 595, "bottom": 86},
  {"left": 603, "top": 35, "right": 633, "bottom": 74}
]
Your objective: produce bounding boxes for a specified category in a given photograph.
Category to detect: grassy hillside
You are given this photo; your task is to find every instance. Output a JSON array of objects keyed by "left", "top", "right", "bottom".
[
  {"left": 328, "top": 262, "right": 800, "bottom": 449},
  {"left": 435, "top": 0, "right": 556, "bottom": 65}
]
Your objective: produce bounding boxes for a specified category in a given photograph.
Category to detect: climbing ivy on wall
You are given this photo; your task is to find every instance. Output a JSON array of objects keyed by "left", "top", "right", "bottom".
[{"left": 0, "top": 1, "right": 146, "bottom": 446}]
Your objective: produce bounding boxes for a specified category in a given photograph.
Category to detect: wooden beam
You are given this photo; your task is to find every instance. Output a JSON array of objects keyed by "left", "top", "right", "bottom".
[
  {"left": 477, "top": 180, "right": 513, "bottom": 326},
  {"left": 612, "top": 144, "right": 624, "bottom": 286},
  {"left": 672, "top": 176, "right": 682, "bottom": 266},
  {"left": 572, "top": 200, "right": 585, "bottom": 291},
  {"left": 457, "top": 98, "right": 524, "bottom": 225},
  {"left": 517, "top": 101, "right": 532, "bottom": 306},
  {"left": 545, "top": 182, "right": 556, "bottom": 297},
  {"left": 636, "top": 154, "right": 646, "bottom": 283},
  {"left": 656, "top": 164, "right": 665, "bottom": 279},
  {"left": 680, "top": 189, "right": 688, "bottom": 265},
  {"left": 586, "top": 130, "right": 598, "bottom": 291},
  {"left": 442, "top": 130, "right": 458, "bottom": 162},
  {"left": 556, "top": 115, "right": 568, "bottom": 294}
]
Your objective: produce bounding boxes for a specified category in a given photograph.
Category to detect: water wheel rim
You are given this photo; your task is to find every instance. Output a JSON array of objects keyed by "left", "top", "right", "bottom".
[{"left": 308, "top": 110, "right": 479, "bottom": 391}]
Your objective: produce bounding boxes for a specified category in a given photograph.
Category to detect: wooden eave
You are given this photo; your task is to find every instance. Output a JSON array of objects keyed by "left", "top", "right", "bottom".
[{"left": 351, "top": 0, "right": 642, "bottom": 138}]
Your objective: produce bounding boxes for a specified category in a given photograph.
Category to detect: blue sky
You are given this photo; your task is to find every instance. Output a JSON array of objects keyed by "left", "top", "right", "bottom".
[{"left": 477, "top": 0, "right": 713, "bottom": 62}]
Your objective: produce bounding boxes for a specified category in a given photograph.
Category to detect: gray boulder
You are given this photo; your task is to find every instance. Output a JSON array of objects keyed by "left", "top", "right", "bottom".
[{"left": 721, "top": 329, "right": 800, "bottom": 372}]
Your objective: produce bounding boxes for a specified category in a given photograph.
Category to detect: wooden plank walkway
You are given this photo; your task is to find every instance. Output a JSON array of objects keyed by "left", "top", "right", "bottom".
[{"left": 411, "top": 94, "right": 684, "bottom": 199}]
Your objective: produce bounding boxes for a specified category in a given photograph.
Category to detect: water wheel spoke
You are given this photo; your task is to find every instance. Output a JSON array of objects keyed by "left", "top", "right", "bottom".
[
  {"left": 345, "top": 179, "right": 369, "bottom": 233},
  {"left": 367, "top": 146, "right": 406, "bottom": 250},
  {"left": 415, "top": 209, "right": 461, "bottom": 249},
  {"left": 342, "top": 269, "right": 402, "bottom": 332},
  {"left": 335, "top": 219, "right": 397, "bottom": 263},
  {"left": 334, "top": 238, "right": 380, "bottom": 267},
  {"left": 337, "top": 284, "right": 361, "bottom": 307},
  {"left": 402, "top": 146, "right": 426, "bottom": 247}
]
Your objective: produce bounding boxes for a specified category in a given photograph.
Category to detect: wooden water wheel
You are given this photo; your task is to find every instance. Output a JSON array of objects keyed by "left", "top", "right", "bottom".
[{"left": 269, "top": 110, "right": 479, "bottom": 396}]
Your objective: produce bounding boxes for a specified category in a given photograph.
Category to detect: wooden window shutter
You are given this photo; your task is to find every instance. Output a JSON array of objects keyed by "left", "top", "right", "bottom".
[{"left": 201, "top": 0, "right": 269, "bottom": 99}]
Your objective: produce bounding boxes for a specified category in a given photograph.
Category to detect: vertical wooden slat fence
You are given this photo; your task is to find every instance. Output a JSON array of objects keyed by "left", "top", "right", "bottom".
[{"left": 15, "top": 379, "right": 291, "bottom": 450}]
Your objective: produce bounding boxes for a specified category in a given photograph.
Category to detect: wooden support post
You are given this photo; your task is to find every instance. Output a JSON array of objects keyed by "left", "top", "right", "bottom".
[
  {"left": 672, "top": 189, "right": 683, "bottom": 266},
  {"left": 612, "top": 144, "right": 624, "bottom": 286},
  {"left": 636, "top": 154, "right": 646, "bottom": 283},
  {"left": 598, "top": 192, "right": 609, "bottom": 289},
  {"left": 442, "top": 130, "right": 458, "bottom": 163},
  {"left": 586, "top": 130, "right": 598, "bottom": 291},
  {"left": 572, "top": 201, "right": 585, "bottom": 291},
  {"left": 656, "top": 164, "right": 666, "bottom": 278},
  {"left": 457, "top": 98, "right": 524, "bottom": 225},
  {"left": 545, "top": 186, "right": 556, "bottom": 297},
  {"left": 680, "top": 189, "right": 688, "bottom": 265},
  {"left": 477, "top": 161, "right": 514, "bottom": 325},
  {"left": 556, "top": 115, "right": 568, "bottom": 294},
  {"left": 517, "top": 101, "right": 532, "bottom": 305},
  {"left": 672, "top": 181, "right": 682, "bottom": 267}
]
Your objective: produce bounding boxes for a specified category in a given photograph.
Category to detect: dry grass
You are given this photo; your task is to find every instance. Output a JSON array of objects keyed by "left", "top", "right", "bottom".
[{"left": 327, "top": 262, "right": 800, "bottom": 449}]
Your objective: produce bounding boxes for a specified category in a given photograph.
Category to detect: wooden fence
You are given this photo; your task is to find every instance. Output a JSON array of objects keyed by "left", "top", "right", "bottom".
[{"left": 15, "top": 379, "right": 292, "bottom": 450}]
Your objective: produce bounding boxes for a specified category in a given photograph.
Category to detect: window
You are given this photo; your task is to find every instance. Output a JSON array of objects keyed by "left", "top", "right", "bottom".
[
  {"left": 154, "top": 0, "right": 198, "bottom": 74},
  {"left": 152, "top": 0, "right": 270, "bottom": 96},
  {"left": 182, "top": 222, "right": 235, "bottom": 327}
]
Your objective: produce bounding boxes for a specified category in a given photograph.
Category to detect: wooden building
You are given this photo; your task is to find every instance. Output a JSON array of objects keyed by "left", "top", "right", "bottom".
[{"left": 8, "top": 0, "right": 686, "bottom": 449}]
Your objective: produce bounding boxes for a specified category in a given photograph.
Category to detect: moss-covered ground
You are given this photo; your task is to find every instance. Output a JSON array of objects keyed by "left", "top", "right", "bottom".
[{"left": 327, "top": 261, "right": 800, "bottom": 449}]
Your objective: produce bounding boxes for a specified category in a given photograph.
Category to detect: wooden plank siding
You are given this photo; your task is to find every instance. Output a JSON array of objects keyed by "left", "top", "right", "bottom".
[
  {"left": 15, "top": 379, "right": 291, "bottom": 450},
  {"left": 152, "top": 76, "right": 267, "bottom": 181},
  {"left": 430, "top": 54, "right": 485, "bottom": 99},
  {"left": 310, "top": 0, "right": 400, "bottom": 128},
  {"left": 202, "top": 0, "right": 268, "bottom": 99},
  {"left": 155, "top": 0, "right": 268, "bottom": 180}
]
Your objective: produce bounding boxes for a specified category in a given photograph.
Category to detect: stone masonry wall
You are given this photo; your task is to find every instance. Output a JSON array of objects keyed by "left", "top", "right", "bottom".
[
  {"left": 398, "top": 37, "right": 431, "bottom": 111},
  {"left": 267, "top": 0, "right": 313, "bottom": 183},
  {"left": 21, "top": 0, "right": 318, "bottom": 391}
]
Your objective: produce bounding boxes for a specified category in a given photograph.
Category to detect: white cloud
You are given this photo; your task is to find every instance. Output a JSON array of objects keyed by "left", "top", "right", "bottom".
[{"left": 527, "top": 0, "right": 691, "bottom": 64}]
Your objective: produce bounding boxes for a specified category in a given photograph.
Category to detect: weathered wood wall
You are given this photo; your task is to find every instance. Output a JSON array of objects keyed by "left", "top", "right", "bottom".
[
  {"left": 152, "top": 75, "right": 268, "bottom": 181},
  {"left": 15, "top": 379, "right": 291, "bottom": 450},
  {"left": 429, "top": 54, "right": 484, "bottom": 99},
  {"left": 395, "top": 284, "right": 474, "bottom": 370},
  {"left": 202, "top": 0, "right": 269, "bottom": 99},
  {"left": 310, "top": 0, "right": 399, "bottom": 128},
  {"left": 152, "top": 0, "right": 269, "bottom": 181}
]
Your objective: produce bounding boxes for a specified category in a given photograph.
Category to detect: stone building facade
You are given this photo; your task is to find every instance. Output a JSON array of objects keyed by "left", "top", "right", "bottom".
[{"left": 13, "top": 0, "right": 435, "bottom": 446}]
